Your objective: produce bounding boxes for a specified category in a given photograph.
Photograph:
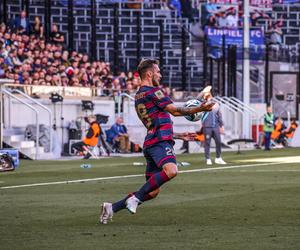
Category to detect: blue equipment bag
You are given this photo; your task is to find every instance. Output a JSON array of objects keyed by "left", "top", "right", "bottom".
[{"left": 0, "top": 149, "right": 19, "bottom": 172}]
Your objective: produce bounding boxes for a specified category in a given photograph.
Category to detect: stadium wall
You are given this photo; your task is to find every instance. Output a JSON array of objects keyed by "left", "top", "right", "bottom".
[
  {"left": 4, "top": 97, "right": 205, "bottom": 153},
  {"left": 3, "top": 97, "right": 115, "bottom": 152}
]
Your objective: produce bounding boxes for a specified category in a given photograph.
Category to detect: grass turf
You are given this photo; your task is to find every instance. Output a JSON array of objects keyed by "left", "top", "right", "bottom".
[{"left": 1, "top": 148, "right": 300, "bottom": 249}]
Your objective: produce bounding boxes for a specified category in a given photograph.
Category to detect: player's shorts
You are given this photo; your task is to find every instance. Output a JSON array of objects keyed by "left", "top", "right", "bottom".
[{"left": 143, "top": 140, "right": 176, "bottom": 180}]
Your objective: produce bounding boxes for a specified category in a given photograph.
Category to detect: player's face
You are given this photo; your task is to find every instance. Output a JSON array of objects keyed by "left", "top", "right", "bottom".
[{"left": 151, "top": 64, "right": 161, "bottom": 86}]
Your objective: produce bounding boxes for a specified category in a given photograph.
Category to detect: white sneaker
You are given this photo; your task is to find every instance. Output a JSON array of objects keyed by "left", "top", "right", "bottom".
[
  {"left": 126, "top": 195, "right": 140, "bottom": 214},
  {"left": 215, "top": 158, "right": 227, "bottom": 165},
  {"left": 99, "top": 202, "right": 113, "bottom": 224},
  {"left": 206, "top": 159, "right": 213, "bottom": 165}
]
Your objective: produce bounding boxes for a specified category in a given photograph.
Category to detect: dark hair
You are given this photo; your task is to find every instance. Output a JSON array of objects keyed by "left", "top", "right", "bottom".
[{"left": 137, "top": 58, "right": 159, "bottom": 79}]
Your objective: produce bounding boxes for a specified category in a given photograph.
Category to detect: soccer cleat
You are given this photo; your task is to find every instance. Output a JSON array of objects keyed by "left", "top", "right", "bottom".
[
  {"left": 215, "top": 158, "right": 227, "bottom": 165},
  {"left": 206, "top": 159, "right": 213, "bottom": 165},
  {"left": 83, "top": 153, "right": 91, "bottom": 160},
  {"left": 99, "top": 202, "right": 113, "bottom": 224},
  {"left": 126, "top": 195, "right": 140, "bottom": 214}
]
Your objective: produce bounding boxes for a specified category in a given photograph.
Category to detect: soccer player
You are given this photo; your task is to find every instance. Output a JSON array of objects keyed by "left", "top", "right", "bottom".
[{"left": 100, "top": 59, "right": 214, "bottom": 224}]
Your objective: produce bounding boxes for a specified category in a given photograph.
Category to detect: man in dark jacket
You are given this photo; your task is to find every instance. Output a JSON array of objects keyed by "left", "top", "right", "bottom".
[{"left": 12, "top": 11, "right": 31, "bottom": 34}]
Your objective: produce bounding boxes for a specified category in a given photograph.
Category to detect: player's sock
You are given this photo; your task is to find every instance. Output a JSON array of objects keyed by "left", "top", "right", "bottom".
[
  {"left": 112, "top": 196, "right": 129, "bottom": 213},
  {"left": 135, "top": 171, "right": 170, "bottom": 202},
  {"left": 112, "top": 192, "right": 156, "bottom": 213}
]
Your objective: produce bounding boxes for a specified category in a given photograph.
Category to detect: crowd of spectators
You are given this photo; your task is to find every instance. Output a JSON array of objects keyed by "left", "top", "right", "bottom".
[{"left": 0, "top": 11, "right": 147, "bottom": 97}]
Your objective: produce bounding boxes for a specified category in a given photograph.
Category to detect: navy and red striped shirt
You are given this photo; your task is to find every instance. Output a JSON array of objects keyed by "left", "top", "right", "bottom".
[{"left": 135, "top": 86, "right": 174, "bottom": 148}]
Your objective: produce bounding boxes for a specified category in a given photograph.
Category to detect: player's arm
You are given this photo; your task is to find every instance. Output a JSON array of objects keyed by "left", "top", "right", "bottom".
[{"left": 164, "top": 102, "right": 214, "bottom": 117}]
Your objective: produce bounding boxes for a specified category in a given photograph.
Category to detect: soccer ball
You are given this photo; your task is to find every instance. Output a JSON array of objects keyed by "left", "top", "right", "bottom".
[{"left": 183, "top": 99, "right": 204, "bottom": 122}]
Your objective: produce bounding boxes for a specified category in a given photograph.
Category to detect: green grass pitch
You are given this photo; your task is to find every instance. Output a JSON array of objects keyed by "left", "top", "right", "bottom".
[{"left": 1, "top": 148, "right": 300, "bottom": 250}]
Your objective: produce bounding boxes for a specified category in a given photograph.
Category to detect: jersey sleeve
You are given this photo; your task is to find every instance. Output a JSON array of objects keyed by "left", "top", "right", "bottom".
[{"left": 151, "top": 89, "right": 173, "bottom": 109}]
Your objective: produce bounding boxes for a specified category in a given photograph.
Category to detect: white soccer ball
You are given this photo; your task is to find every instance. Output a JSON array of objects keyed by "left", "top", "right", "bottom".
[{"left": 183, "top": 99, "right": 205, "bottom": 122}]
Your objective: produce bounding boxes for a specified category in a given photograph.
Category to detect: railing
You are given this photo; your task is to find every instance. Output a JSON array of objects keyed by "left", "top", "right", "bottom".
[
  {"left": 0, "top": 80, "right": 15, "bottom": 149},
  {"left": 219, "top": 96, "right": 253, "bottom": 138},
  {"left": 222, "top": 97, "right": 252, "bottom": 137},
  {"left": 229, "top": 96, "right": 259, "bottom": 142},
  {"left": 2, "top": 89, "right": 40, "bottom": 160},
  {"left": 118, "top": 92, "right": 135, "bottom": 117},
  {"left": 212, "top": 96, "right": 241, "bottom": 137},
  {"left": 9, "top": 89, "right": 53, "bottom": 153},
  {"left": 214, "top": 96, "right": 246, "bottom": 138}
]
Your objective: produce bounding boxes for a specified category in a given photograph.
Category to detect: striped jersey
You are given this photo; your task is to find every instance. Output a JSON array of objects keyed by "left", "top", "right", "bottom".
[{"left": 135, "top": 85, "right": 173, "bottom": 148}]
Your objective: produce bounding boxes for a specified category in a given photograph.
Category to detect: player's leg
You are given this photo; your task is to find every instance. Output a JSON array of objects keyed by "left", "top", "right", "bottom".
[
  {"left": 134, "top": 142, "right": 177, "bottom": 200},
  {"left": 212, "top": 128, "right": 226, "bottom": 164},
  {"left": 110, "top": 155, "right": 160, "bottom": 214},
  {"left": 203, "top": 128, "right": 213, "bottom": 164},
  {"left": 126, "top": 142, "right": 177, "bottom": 213},
  {"left": 99, "top": 148, "right": 161, "bottom": 223}
]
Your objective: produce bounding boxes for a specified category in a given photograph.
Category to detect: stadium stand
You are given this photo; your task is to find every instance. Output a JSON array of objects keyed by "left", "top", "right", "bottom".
[
  {"left": 0, "top": 0, "right": 299, "bottom": 160},
  {"left": 3, "top": 0, "right": 204, "bottom": 91}
]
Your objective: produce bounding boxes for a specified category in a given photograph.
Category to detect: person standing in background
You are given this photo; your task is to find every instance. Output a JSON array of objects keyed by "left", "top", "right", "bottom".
[
  {"left": 263, "top": 106, "right": 275, "bottom": 151},
  {"left": 12, "top": 10, "right": 31, "bottom": 34},
  {"left": 199, "top": 86, "right": 226, "bottom": 165}
]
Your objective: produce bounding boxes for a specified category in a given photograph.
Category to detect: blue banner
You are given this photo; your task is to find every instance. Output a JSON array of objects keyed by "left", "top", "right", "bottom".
[
  {"left": 205, "top": 27, "right": 265, "bottom": 59},
  {"left": 59, "top": 0, "right": 126, "bottom": 6},
  {"left": 282, "top": 0, "right": 300, "bottom": 3},
  {"left": 205, "top": 27, "right": 264, "bottom": 47}
]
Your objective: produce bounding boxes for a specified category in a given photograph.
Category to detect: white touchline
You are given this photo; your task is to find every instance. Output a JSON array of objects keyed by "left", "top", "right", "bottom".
[{"left": 0, "top": 161, "right": 297, "bottom": 190}]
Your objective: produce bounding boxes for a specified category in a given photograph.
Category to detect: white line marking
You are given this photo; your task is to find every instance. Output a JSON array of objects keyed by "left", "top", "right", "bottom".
[
  {"left": 0, "top": 161, "right": 296, "bottom": 190},
  {"left": 237, "top": 156, "right": 300, "bottom": 164},
  {"left": 0, "top": 174, "right": 143, "bottom": 190}
]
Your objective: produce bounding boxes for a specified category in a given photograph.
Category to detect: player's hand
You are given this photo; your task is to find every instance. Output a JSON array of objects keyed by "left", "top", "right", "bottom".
[
  {"left": 220, "top": 126, "right": 225, "bottom": 134},
  {"left": 199, "top": 102, "right": 215, "bottom": 111}
]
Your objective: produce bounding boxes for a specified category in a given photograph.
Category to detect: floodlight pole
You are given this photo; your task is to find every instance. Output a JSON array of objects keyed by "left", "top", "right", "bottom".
[{"left": 243, "top": 0, "right": 251, "bottom": 138}]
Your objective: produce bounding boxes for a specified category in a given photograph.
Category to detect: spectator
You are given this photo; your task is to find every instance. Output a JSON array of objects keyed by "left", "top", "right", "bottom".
[
  {"left": 50, "top": 24, "right": 64, "bottom": 44},
  {"left": 71, "top": 115, "right": 101, "bottom": 159},
  {"left": 250, "top": 9, "right": 270, "bottom": 27},
  {"left": 127, "top": 0, "right": 143, "bottom": 9},
  {"left": 168, "top": 0, "right": 182, "bottom": 17},
  {"left": 267, "top": 17, "right": 283, "bottom": 45},
  {"left": 126, "top": 82, "right": 134, "bottom": 95},
  {"left": 32, "top": 16, "right": 44, "bottom": 38},
  {"left": 271, "top": 117, "right": 285, "bottom": 142},
  {"left": 107, "top": 117, "right": 131, "bottom": 153},
  {"left": 283, "top": 118, "right": 298, "bottom": 142},
  {"left": 198, "top": 85, "right": 226, "bottom": 165},
  {"left": 263, "top": 106, "right": 275, "bottom": 151},
  {"left": 0, "top": 16, "right": 130, "bottom": 91},
  {"left": 12, "top": 10, "right": 31, "bottom": 34},
  {"left": 224, "top": 7, "right": 238, "bottom": 27},
  {"left": 0, "top": 56, "right": 6, "bottom": 78},
  {"left": 0, "top": 23, "right": 6, "bottom": 34},
  {"left": 179, "top": 0, "right": 193, "bottom": 21}
]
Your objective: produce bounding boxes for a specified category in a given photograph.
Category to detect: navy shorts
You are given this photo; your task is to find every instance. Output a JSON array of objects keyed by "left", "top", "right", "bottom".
[{"left": 143, "top": 141, "right": 176, "bottom": 180}]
